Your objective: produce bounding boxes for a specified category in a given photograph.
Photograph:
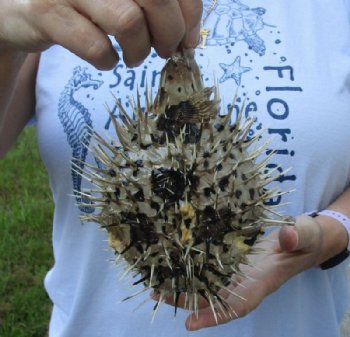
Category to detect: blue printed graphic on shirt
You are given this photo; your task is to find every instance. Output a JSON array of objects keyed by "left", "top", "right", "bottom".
[
  {"left": 58, "top": 66, "right": 104, "bottom": 213},
  {"left": 219, "top": 56, "right": 251, "bottom": 85},
  {"left": 202, "top": 0, "right": 268, "bottom": 55}
]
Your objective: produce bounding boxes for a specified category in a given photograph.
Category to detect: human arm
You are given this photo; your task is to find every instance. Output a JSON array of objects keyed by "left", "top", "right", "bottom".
[
  {"left": 0, "top": 51, "right": 39, "bottom": 159},
  {"left": 163, "top": 188, "right": 350, "bottom": 331}
]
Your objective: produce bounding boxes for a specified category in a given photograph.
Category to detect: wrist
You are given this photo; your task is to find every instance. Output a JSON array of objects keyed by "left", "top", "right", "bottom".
[{"left": 309, "top": 211, "right": 349, "bottom": 268}]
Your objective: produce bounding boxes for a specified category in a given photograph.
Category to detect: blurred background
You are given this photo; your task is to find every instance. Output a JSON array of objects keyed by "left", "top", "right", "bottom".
[{"left": 0, "top": 126, "right": 53, "bottom": 337}]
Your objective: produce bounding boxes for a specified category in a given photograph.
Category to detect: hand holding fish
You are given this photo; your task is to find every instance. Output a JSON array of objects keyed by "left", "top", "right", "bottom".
[
  {"left": 158, "top": 214, "right": 347, "bottom": 331},
  {"left": 0, "top": 0, "right": 202, "bottom": 68}
]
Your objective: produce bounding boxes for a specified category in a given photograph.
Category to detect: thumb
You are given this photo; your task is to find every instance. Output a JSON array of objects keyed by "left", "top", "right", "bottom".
[{"left": 279, "top": 215, "right": 321, "bottom": 252}]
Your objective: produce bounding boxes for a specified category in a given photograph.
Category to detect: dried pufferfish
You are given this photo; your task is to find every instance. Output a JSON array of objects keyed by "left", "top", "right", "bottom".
[{"left": 79, "top": 49, "right": 291, "bottom": 319}]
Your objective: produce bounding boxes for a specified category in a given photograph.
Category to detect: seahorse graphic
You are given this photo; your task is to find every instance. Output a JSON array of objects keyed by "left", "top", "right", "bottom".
[{"left": 58, "top": 66, "right": 103, "bottom": 213}]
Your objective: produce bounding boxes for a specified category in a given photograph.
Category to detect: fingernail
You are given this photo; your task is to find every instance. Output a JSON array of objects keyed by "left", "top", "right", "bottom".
[
  {"left": 185, "top": 26, "right": 201, "bottom": 48},
  {"left": 95, "top": 54, "right": 118, "bottom": 71},
  {"left": 129, "top": 60, "right": 144, "bottom": 68}
]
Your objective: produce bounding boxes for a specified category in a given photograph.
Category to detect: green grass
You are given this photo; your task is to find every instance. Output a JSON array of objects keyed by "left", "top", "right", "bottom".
[{"left": 0, "top": 126, "right": 54, "bottom": 337}]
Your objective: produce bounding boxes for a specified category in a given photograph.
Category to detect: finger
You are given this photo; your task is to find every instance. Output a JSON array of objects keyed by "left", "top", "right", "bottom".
[
  {"left": 278, "top": 225, "right": 298, "bottom": 252},
  {"left": 135, "top": 0, "right": 186, "bottom": 57},
  {"left": 37, "top": 4, "right": 118, "bottom": 69},
  {"left": 178, "top": 0, "right": 203, "bottom": 48},
  {"left": 72, "top": 0, "right": 151, "bottom": 67},
  {"left": 279, "top": 215, "right": 321, "bottom": 252}
]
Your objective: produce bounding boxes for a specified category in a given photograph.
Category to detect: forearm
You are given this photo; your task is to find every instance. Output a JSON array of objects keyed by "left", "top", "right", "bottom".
[
  {"left": 0, "top": 48, "right": 27, "bottom": 130},
  {"left": 0, "top": 50, "right": 38, "bottom": 159}
]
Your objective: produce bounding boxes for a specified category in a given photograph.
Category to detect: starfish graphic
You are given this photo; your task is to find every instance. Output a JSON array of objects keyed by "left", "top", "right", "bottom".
[{"left": 219, "top": 56, "right": 251, "bottom": 85}]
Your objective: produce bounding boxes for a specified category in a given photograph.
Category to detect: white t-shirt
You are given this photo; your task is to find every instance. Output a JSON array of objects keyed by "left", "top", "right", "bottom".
[{"left": 35, "top": 1, "right": 350, "bottom": 336}]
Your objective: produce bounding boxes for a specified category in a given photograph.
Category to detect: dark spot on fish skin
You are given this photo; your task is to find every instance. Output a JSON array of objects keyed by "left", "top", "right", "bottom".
[
  {"left": 235, "top": 190, "right": 242, "bottom": 199},
  {"left": 131, "top": 134, "right": 138, "bottom": 142},
  {"left": 230, "top": 153, "right": 236, "bottom": 160},
  {"left": 109, "top": 169, "right": 116, "bottom": 177},
  {"left": 244, "top": 229, "right": 263, "bottom": 246},
  {"left": 157, "top": 87, "right": 167, "bottom": 104},
  {"left": 134, "top": 189, "right": 145, "bottom": 201},
  {"left": 140, "top": 143, "right": 152, "bottom": 150},
  {"left": 218, "top": 176, "right": 229, "bottom": 191},
  {"left": 151, "top": 201, "right": 160, "bottom": 212},
  {"left": 204, "top": 160, "right": 209, "bottom": 169},
  {"left": 135, "top": 160, "right": 144, "bottom": 168},
  {"left": 114, "top": 187, "right": 121, "bottom": 199},
  {"left": 249, "top": 188, "right": 255, "bottom": 200},
  {"left": 204, "top": 187, "right": 215, "bottom": 197},
  {"left": 184, "top": 218, "right": 192, "bottom": 228},
  {"left": 230, "top": 125, "right": 236, "bottom": 132},
  {"left": 216, "top": 163, "right": 223, "bottom": 171},
  {"left": 214, "top": 123, "right": 225, "bottom": 132},
  {"left": 168, "top": 75, "right": 174, "bottom": 80}
]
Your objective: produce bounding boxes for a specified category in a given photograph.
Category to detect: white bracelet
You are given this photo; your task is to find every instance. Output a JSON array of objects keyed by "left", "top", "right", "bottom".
[{"left": 310, "top": 210, "right": 350, "bottom": 251}]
